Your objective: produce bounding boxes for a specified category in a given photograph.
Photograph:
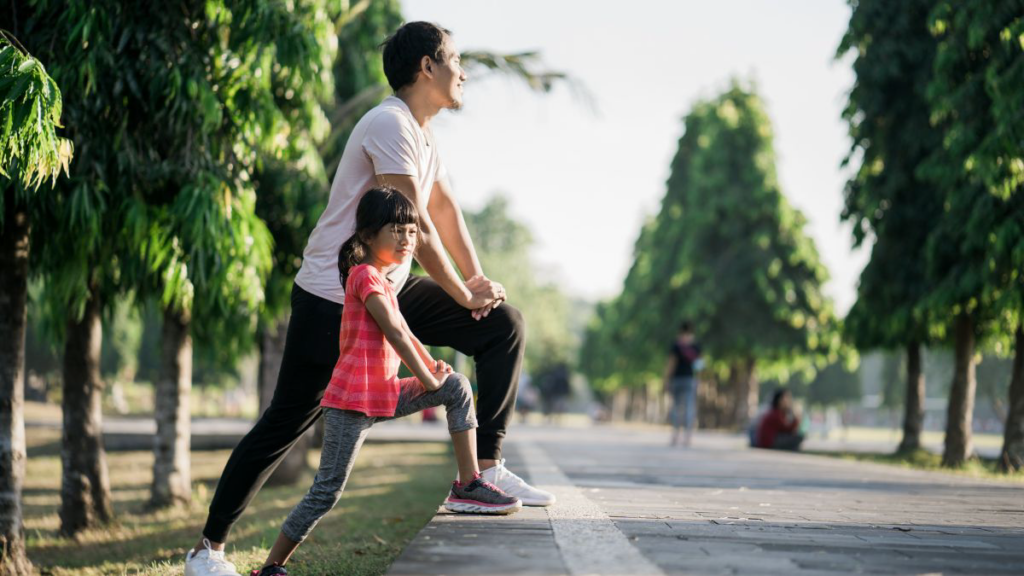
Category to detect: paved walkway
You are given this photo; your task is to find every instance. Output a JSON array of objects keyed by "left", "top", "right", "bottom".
[{"left": 387, "top": 424, "right": 1024, "bottom": 575}]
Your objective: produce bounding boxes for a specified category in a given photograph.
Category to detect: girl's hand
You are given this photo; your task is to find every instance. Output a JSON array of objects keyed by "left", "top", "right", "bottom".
[
  {"left": 421, "top": 360, "right": 453, "bottom": 391},
  {"left": 431, "top": 359, "right": 453, "bottom": 377}
]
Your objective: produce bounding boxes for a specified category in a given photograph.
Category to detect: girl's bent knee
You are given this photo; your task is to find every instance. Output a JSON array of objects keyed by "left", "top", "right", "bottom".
[
  {"left": 442, "top": 373, "right": 478, "bottom": 432},
  {"left": 444, "top": 373, "right": 473, "bottom": 399}
]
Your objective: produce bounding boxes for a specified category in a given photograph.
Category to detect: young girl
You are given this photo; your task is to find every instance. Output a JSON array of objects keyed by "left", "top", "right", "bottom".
[{"left": 251, "top": 187, "right": 520, "bottom": 576}]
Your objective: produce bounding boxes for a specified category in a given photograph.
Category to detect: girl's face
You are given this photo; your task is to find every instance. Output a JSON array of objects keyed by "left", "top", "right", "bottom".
[{"left": 366, "top": 223, "right": 417, "bottom": 267}]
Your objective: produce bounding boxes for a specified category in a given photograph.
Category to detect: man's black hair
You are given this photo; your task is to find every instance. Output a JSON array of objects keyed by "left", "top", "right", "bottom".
[
  {"left": 380, "top": 22, "right": 452, "bottom": 92},
  {"left": 679, "top": 320, "right": 694, "bottom": 333}
]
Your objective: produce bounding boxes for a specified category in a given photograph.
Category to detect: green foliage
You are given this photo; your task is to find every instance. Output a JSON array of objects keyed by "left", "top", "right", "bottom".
[
  {"left": 837, "top": 0, "right": 944, "bottom": 351},
  {"left": 924, "top": 1, "right": 1024, "bottom": 342},
  {"left": 16, "top": 0, "right": 334, "bottom": 355},
  {"left": 0, "top": 33, "right": 73, "bottom": 217},
  {"left": 582, "top": 81, "right": 842, "bottom": 393}
]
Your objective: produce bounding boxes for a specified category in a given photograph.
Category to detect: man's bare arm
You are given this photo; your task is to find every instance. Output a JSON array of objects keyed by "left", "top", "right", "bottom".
[
  {"left": 429, "top": 177, "right": 506, "bottom": 319},
  {"left": 428, "top": 177, "right": 483, "bottom": 280}
]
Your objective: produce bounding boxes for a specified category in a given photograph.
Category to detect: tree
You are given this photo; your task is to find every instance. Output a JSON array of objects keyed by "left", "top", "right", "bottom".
[
  {"left": 15, "top": 0, "right": 330, "bottom": 521},
  {"left": 836, "top": 0, "right": 945, "bottom": 453},
  {"left": 0, "top": 31, "right": 72, "bottom": 574},
  {"left": 926, "top": 1, "right": 1024, "bottom": 470},
  {"left": 582, "top": 81, "right": 842, "bottom": 427}
]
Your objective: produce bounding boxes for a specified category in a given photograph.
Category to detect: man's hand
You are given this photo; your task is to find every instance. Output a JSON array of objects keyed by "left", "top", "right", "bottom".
[
  {"left": 422, "top": 359, "right": 454, "bottom": 391},
  {"left": 465, "top": 275, "right": 506, "bottom": 320}
]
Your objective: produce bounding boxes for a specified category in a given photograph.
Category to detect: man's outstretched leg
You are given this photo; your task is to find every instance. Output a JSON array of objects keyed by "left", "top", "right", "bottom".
[
  {"left": 185, "top": 285, "right": 342, "bottom": 576},
  {"left": 398, "top": 275, "right": 555, "bottom": 506}
]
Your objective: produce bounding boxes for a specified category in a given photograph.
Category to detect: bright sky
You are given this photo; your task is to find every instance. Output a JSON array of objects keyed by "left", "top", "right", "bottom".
[{"left": 403, "top": 0, "right": 868, "bottom": 315}]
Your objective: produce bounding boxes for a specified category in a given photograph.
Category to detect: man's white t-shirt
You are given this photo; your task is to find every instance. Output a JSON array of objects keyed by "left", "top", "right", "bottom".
[{"left": 294, "top": 96, "right": 446, "bottom": 304}]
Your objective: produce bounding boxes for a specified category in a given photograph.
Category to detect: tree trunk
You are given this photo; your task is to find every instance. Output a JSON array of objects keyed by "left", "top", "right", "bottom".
[
  {"left": 733, "top": 357, "right": 758, "bottom": 429},
  {"left": 151, "top": 306, "right": 192, "bottom": 508},
  {"left": 943, "top": 314, "right": 977, "bottom": 468},
  {"left": 0, "top": 199, "right": 33, "bottom": 574},
  {"left": 697, "top": 375, "right": 729, "bottom": 429},
  {"left": 258, "top": 316, "right": 309, "bottom": 486},
  {"left": 897, "top": 342, "right": 925, "bottom": 453},
  {"left": 722, "top": 363, "right": 741, "bottom": 429},
  {"left": 999, "top": 325, "right": 1024, "bottom": 472},
  {"left": 60, "top": 289, "right": 113, "bottom": 536}
]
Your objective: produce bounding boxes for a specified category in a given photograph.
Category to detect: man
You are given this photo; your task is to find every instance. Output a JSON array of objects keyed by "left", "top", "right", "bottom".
[{"left": 185, "top": 21, "right": 554, "bottom": 576}]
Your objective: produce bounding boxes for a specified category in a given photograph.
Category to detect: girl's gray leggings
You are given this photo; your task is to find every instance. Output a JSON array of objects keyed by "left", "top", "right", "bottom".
[{"left": 281, "top": 373, "right": 477, "bottom": 543}]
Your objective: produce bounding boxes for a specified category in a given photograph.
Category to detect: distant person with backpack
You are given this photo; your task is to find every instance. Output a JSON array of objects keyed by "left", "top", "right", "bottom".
[{"left": 664, "top": 321, "right": 702, "bottom": 447}]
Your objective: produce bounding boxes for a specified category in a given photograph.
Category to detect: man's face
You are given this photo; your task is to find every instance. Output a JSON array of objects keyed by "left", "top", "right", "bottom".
[{"left": 431, "top": 36, "right": 467, "bottom": 110}]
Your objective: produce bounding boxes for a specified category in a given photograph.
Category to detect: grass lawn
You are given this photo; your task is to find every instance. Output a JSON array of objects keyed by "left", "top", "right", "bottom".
[
  {"left": 821, "top": 425, "right": 1005, "bottom": 451},
  {"left": 24, "top": 426, "right": 454, "bottom": 575},
  {"left": 807, "top": 448, "right": 1024, "bottom": 483}
]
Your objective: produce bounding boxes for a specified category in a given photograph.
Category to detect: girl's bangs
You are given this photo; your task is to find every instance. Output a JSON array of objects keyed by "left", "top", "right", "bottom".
[{"left": 390, "top": 194, "right": 419, "bottom": 225}]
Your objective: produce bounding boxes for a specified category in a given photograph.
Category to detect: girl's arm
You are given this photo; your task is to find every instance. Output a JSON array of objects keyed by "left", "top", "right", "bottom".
[
  {"left": 364, "top": 293, "right": 444, "bottom": 391},
  {"left": 400, "top": 316, "right": 435, "bottom": 368}
]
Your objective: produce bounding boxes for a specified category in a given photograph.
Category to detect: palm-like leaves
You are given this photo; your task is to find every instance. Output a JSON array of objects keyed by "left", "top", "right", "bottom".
[{"left": 0, "top": 34, "right": 73, "bottom": 210}]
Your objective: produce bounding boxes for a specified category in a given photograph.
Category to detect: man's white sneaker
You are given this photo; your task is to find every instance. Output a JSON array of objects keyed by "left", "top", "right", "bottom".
[
  {"left": 480, "top": 458, "right": 556, "bottom": 507},
  {"left": 185, "top": 538, "right": 241, "bottom": 576}
]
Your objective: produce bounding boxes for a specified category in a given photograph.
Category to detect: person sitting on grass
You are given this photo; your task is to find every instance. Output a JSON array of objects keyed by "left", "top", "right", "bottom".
[
  {"left": 755, "top": 389, "right": 804, "bottom": 451},
  {"left": 250, "top": 187, "right": 521, "bottom": 576}
]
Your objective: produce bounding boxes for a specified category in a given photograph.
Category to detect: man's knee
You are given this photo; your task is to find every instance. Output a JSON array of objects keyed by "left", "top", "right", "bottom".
[{"left": 494, "top": 303, "right": 526, "bottom": 341}]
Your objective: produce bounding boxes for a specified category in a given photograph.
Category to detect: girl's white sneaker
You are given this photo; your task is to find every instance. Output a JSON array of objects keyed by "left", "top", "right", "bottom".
[
  {"left": 185, "top": 538, "right": 241, "bottom": 576},
  {"left": 480, "top": 459, "right": 556, "bottom": 507}
]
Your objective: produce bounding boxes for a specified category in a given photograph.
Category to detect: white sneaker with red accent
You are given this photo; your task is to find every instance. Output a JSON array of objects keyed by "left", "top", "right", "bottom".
[{"left": 480, "top": 459, "right": 556, "bottom": 507}]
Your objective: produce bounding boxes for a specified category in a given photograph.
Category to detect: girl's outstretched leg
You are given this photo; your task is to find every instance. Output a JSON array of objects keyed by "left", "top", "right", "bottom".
[{"left": 260, "top": 408, "right": 373, "bottom": 570}]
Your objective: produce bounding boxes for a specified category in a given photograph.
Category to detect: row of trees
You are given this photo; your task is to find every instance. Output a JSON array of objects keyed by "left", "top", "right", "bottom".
[
  {"left": 839, "top": 0, "right": 1023, "bottom": 469},
  {"left": 0, "top": 1, "right": 567, "bottom": 572},
  {"left": 580, "top": 80, "right": 845, "bottom": 430},
  {"left": 581, "top": 0, "right": 1022, "bottom": 474}
]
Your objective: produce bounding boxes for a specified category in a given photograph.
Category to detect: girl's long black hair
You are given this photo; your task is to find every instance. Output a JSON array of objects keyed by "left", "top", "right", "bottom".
[{"left": 338, "top": 185, "right": 419, "bottom": 287}]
